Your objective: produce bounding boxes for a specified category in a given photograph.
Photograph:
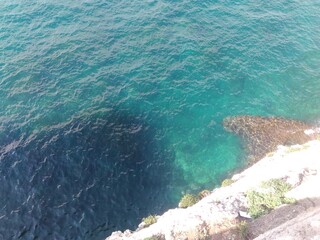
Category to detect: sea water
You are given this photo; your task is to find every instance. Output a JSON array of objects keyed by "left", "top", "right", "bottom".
[{"left": 1, "top": 0, "right": 320, "bottom": 239}]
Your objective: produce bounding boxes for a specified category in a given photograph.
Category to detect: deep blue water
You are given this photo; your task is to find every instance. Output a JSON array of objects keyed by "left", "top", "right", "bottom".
[{"left": 1, "top": 0, "right": 320, "bottom": 239}]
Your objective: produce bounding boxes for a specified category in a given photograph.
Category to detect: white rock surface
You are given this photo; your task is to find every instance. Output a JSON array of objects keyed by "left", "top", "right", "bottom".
[{"left": 106, "top": 140, "right": 320, "bottom": 240}]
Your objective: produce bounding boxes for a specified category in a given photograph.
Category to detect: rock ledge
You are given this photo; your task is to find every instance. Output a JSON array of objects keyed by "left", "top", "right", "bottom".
[{"left": 107, "top": 140, "right": 320, "bottom": 240}]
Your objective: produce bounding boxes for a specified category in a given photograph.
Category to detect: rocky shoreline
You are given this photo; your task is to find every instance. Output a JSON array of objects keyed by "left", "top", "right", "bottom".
[{"left": 106, "top": 116, "right": 320, "bottom": 240}]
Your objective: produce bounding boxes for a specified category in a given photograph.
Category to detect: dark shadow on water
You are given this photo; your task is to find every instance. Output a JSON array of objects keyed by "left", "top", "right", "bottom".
[{"left": 0, "top": 111, "right": 177, "bottom": 240}]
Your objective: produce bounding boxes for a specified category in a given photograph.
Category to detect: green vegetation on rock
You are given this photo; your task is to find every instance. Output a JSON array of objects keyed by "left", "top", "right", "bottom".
[
  {"left": 246, "top": 178, "right": 296, "bottom": 218},
  {"left": 142, "top": 215, "right": 157, "bottom": 227},
  {"left": 221, "top": 178, "right": 234, "bottom": 187},
  {"left": 261, "top": 178, "right": 292, "bottom": 192},
  {"left": 179, "top": 193, "right": 199, "bottom": 208}
]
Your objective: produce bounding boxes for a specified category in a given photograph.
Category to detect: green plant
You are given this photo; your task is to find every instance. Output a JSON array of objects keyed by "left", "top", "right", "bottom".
[
  {"left": 246, "top": 178, "right": 296, "bottom": 218},
  {"left": 179, "top": 193, "right": 199, "bottom": 208},
  {"left": 142, "top": 215, "right": 157, "bottom": 227},
  {"left": 237, "top": 221, "right": 248, "bottom": 240},
  {"left": 261, "top": 178, "right": 292, "bottom": 193},
  {"left": 221, "top": 178, "right": 234, "bottom": 187}
]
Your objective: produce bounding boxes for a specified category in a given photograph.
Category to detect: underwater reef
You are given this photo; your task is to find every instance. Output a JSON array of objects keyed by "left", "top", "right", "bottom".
[{"left": 223, "top": 115, "right": 317, "bottom": 162}]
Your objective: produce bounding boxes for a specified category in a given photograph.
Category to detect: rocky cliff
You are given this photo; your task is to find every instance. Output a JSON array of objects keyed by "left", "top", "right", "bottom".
[{"left": 107, "top": 116, "right": 320, "bottom": 240}]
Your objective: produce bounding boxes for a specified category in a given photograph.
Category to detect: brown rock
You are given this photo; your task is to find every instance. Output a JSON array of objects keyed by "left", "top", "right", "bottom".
[{"left": 223, "top": 115, "right": 314, "bottom": 162}]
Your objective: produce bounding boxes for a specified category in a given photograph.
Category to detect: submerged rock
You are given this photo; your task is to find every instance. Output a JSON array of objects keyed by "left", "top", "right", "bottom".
[{"left": 223, "top": 115, "right": 317, "bottom": 162}]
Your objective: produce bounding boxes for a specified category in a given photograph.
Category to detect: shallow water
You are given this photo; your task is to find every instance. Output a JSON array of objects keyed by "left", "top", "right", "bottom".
[{"left": 1, "top": 0, "right": 320, "bottom": 239}]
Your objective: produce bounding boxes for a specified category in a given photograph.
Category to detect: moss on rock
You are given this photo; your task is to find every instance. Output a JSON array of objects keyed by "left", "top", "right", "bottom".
[
  {"left": 221, "top": 178, "right": 234, "bottom": 187},
  {"left": 179, "top": 193, "right": 199, "bottom": 208},
  {"left": 142, "top": 215, "right": 157, "bottom": 227}
]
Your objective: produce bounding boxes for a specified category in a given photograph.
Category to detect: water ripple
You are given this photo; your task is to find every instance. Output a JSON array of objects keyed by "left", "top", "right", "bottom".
[{"left": 0, "top": 0, "right": 320, "bottom": 239}]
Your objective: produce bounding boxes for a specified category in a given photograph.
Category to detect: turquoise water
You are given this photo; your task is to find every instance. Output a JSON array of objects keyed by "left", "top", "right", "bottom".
[{"left": 1, "top": 0, "right": 320, "bottom": 239}]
